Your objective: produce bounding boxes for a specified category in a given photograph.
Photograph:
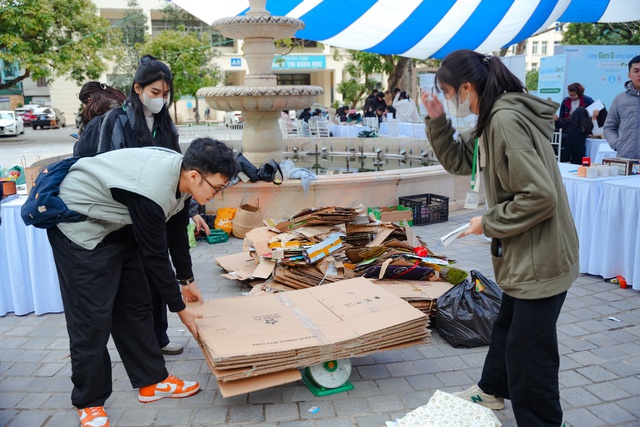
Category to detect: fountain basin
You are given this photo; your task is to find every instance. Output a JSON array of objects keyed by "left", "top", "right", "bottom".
[
  {"left": 197, "top": 86, "right": 324, "bottom": 112},
  {"left": 212, "top": 15, "right": 304, "bottom": 40},
  {"left": 206, "top": 165, "right": 480, "bottom": 222}
]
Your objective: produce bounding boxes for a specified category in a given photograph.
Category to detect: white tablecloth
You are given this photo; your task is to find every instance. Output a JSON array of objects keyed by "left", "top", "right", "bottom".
[
  {"left": 585, "top": 138, "right": 616, "bottom": 164},
  {"left": 558, "top": 163, "right": 640, "bottom": 290},
  {"left": 587, "top": 176, "right": 640, "bottom": 290},
  {"left": 558, "top": 163, "right": 630, "bottom": 274},
  {"left": 0, "top": 196, "right": 63, "bottom": 315},
  {"left": 379, "top": 122, "right": 425, "bottom": 138},
  {"left": 329, "top": 124, "right": 371, "bottom": 138}
]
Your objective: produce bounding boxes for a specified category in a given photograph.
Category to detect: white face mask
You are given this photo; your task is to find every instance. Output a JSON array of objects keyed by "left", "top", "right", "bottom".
[
  {"left": 141, "top": 92, "right": 166, "bottom": 114},
  {"left": 445, "top": 91, "right": 473, "bottom": 118}
]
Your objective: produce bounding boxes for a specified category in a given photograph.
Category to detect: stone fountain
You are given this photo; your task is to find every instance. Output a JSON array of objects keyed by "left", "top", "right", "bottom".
[
  {"left": 197, "top": 0, "right": 324, "bottom": 166},
  {"left": 191, "top": 0, "right": 474, "bottom": 220}
]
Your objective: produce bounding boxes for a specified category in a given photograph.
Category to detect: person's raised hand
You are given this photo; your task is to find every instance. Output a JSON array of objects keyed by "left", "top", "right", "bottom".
[{"left": 421, "top": 90, "right": 445, "bottom": 119}]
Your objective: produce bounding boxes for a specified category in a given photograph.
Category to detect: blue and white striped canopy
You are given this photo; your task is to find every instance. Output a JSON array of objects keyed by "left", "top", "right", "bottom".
[{"left": 172, "top": 0, "right": 640, "bottom": 59}]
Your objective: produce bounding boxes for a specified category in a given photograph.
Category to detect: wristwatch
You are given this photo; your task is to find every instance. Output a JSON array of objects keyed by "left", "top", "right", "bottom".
[{"left": 178, "top": 277, "right": 195, "bottom": 286}]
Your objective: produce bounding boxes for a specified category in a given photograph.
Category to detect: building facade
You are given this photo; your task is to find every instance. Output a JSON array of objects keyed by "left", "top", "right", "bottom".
[
  {"left": 46, "top": 0, "right": 352, "bottom": 125},
  {"left": 0, "top": 58, "right": 24, "bottom": 110},
  {"left": 504, "top": 23, "right": 566, "bottom": 71},
  {"left": 37, "top": 2, "right": 567, "bottom": 123}
]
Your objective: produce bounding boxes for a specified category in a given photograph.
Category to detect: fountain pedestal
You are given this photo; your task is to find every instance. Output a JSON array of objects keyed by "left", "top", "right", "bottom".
[{"left": 197, "top": 0, "right": 324, "bottom": 165}]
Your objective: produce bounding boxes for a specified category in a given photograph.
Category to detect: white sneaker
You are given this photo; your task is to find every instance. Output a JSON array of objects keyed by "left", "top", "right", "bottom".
[
  {"left": 78, "top": 406, "right": 110, "bottom": 427},
  {"left": 452, "top": 384, "right": 505, "bottom": 410},
  {"left": 160, "top": 342, "right": 183, "bottom": 355}
]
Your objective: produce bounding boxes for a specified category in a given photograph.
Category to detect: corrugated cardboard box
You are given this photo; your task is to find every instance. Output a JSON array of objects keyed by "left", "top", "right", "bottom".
[
  {"left": 190, "top": 277, "right": 430, "bottom": 396},
  {"left": 368, "top": 205, "right": 413, "bottom": 223},
  {"left": 603, "top": 157, "right": 640, "bottom": 175}
]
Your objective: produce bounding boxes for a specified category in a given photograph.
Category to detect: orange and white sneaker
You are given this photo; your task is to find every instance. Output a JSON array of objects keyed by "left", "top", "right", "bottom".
[
  {"left": 138, "top": 374, "right": 200, "bottom": 403},
  {"left": 78, "top": 406, "right": 110, "bottom": 427}
]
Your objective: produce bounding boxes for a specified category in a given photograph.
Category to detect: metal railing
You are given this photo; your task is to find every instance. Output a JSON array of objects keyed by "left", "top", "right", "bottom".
[{"left": 176, "top": 123, "right": 243, "bottom": 141}]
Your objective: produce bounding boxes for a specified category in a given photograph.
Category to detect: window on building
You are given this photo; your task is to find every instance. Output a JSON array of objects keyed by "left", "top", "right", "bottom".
[
  {"left": 555, "top": 23, "right": 564, "bottom": 31},
  {"left": 531, "top": 62, "right": 538, "bottom": 70},
  {"left": 150, "top": 19, "right": 234, "bottom": 47},
  {"left": 293, "top": 38, "right": 318, "bottom": 48},
  {"left": 36, "top": 77, "right": 47, "bottom": 87},
  {"left": 541, "top": 42, "right": 547, "bottom": 55},
  {"left": 531, "top": 42, "right": 538, "bottom": 55},
  {"left": 276, "top": 74, "right": 311, "bottom": 86}
]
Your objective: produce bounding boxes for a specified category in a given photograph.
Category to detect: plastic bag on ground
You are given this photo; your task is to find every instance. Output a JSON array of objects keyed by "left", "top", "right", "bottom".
[{"left": 436, "top": 270, "right": 502, "bottom": 348}]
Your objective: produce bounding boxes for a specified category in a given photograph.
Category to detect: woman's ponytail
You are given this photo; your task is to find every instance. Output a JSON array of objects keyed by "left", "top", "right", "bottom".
[{"left": 475, "top": 56, "right": 526, "bottom": 138}]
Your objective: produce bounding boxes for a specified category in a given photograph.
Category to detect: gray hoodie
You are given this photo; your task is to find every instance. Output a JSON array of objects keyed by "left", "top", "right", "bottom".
[{"left": 603, "top": 80, "right": 640, "bottom": 159}]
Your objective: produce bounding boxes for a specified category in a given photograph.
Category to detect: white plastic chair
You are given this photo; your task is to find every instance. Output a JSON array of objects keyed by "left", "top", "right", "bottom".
[
  {"left": 279, "top": 118, "right": 299, "bottom": 139},
  {"left": 297, "top": 119, "right": 310, "bottom": 137},
  {"left": 310, "top": 119, "right": 330, "bottom": 137},
  {"left": 550, "top": 129, "right": 563, "bottom": 163}
]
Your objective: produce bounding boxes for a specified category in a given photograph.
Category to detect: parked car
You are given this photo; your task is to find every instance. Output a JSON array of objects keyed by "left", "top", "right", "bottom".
[
  {"left": 223, "top": 111, "right": 244, "bottom": 127},
  {"left": 31, "top": 107, "right": 67, "bottom": 129},
  {"left": 0, "top": 111, "right": 25, "bottom": 136},
  {"left": 14, "top": 106, "right": 38, "bottom": 126}
]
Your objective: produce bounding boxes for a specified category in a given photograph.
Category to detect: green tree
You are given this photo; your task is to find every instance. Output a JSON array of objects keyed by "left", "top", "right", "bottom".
[
  {"left": 385, "top": 56, "right": 413, "bottom": 93},
  {"left": 159, "top": 2, "right": 234, "bottom": 49},
  {"left": 145, "top": 30, "right": 223, "bottom": 124},
  {"left": 333, "top": 50, "right": 431, "bottom": 107},
  {"left": 526, "top": 69, "right": 539, "bottom": 91},
  {"left": 563, "top": 21, "right": 640, "bottom": 45},
  {"left": 334, "top": 50, "right": 394, "bottom": 108},
  {"left": 0, "top": 0, "right": 118, "bottom": 90},
  {"left": 336, "top": 78, "right": 361, "bottom": 108},
  {"left": 109, "top": 0, "right": 148, "bottom": 92}
]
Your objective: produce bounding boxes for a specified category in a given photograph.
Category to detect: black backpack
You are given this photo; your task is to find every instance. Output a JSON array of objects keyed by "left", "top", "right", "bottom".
[{"left": 21, "top": 157, "right": 87, "bottom": 229}]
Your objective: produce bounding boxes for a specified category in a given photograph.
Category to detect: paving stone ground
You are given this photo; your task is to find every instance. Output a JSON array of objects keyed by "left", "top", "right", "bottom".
[{"left": 1, "top": 208, "right": 639, "bottom": 426}]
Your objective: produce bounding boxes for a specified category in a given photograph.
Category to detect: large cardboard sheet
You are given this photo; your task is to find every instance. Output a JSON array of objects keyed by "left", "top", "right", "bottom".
[{"left": 194, "top": 278, "right": 426, "bottom": 359}]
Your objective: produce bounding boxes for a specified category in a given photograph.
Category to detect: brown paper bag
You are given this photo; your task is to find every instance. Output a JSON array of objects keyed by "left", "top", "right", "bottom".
[{"left": 23, "top": 156, "right": 42, "bottom": 195}]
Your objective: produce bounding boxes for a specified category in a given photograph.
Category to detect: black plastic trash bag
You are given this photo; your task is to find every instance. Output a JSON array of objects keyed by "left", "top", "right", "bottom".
[{"left": 436, "top": 270, "right": 503, "bottom": 348}]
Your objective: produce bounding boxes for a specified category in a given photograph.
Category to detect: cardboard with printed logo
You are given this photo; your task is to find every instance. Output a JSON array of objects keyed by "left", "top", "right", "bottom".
[{"left": 190, "top": 277, "right": 430, "bottom": 396}]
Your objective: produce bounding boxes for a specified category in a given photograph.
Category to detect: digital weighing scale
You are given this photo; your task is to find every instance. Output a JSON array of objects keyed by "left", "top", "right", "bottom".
[{"left": 301, "top": 358, "right": 354, "bottom": 396}]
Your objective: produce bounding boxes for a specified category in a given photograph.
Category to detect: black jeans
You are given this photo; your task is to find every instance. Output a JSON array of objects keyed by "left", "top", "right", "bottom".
[
  {"left": 148, "top": 278, "right": 169, "bottom": 348},
  {"left": 478, "top": 291, "right": 567, "bottom": 427},
  {"left": 47, "top": 226, "right": 168, "bottom": 409}
]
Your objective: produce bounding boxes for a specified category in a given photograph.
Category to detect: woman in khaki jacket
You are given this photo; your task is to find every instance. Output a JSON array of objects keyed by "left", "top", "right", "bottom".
[{"left": 422, "top": 49, "right": 578, "bottom": 427}]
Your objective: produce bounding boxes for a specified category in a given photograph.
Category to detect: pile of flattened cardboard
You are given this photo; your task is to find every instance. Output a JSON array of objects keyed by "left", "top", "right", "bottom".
[
  {"left": 215, "top": 206, "right": 467, "bottom": 315},
  {"left": 272, "top": 206, "right": 362, "bottom": 232},
  {"left": 190, "top": 277, "right": 430, "bottom": 397}
]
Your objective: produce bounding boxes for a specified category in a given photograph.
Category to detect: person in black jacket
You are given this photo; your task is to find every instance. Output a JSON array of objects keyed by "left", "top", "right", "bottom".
[
  {"left": 372, "top": 91, "right": 387, "bottom": 112},
  {"left": 75, "top": 55, "right": 204, "bottom": 356},
  {"left": 47, "top": 139, "right": 236, "bottom": 427},
  {"left": 298, "top": 107, "right": 312, "bottom": 122},
  {"left": 557, "top": 107, "right": 593, "bottom": 164},
  {"left": 74, "top": 82, "right": 126, "bottom": 138}
]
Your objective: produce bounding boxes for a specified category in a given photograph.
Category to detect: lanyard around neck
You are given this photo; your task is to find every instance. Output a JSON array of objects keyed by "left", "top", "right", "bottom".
[{"left": 471, "top": 138, "right": 479, "bottom": 191}]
